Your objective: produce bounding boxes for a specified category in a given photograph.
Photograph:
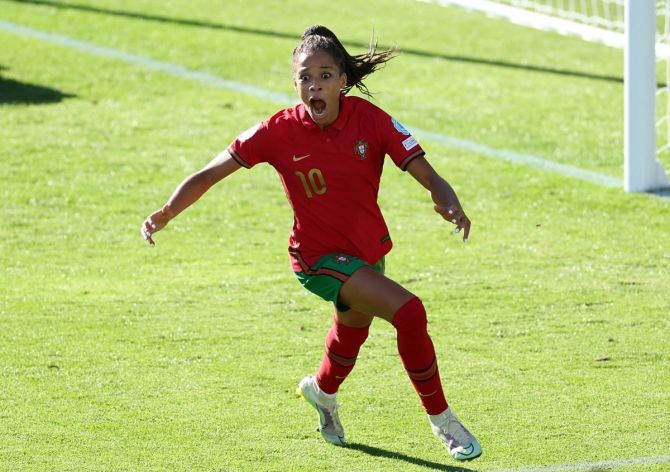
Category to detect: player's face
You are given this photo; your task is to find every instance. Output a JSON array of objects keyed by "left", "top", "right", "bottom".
[{"left": 293, "top": 49, "right": 347, "bottom": 129}]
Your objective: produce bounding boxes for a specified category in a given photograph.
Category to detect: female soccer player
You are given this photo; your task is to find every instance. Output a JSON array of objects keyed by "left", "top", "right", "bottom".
[{"left": 141, "top": 25, "right": 481, "bottom": 461}]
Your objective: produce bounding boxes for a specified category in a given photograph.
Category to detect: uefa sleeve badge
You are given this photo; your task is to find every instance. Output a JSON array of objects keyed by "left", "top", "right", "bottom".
[{"left": 391, "top": 117, "right": 411, "bottom": 136}]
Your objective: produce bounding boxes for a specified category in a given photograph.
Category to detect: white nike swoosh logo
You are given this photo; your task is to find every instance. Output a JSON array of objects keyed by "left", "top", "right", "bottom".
[{"left": 292, "top": 154, "right": 311, "bottom": 162}]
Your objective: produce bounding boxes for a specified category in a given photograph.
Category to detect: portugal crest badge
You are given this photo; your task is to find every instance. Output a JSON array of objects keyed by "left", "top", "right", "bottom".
[{"left": 354, "top": 140, "right": 368, "bottom": 160}]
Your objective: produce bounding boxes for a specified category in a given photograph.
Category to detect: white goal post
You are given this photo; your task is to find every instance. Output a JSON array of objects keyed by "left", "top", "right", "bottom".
[
  {"left": 625, "top": 1, "right": 669, "bottom": 192},
  {"left": 422, "top": 0, "right": 670, "bottom": 193}
]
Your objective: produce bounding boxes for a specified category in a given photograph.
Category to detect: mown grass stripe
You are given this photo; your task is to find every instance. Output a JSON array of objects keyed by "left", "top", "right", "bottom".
[{"left": 0, "top": 19, "right": 622, "bottom": 189}]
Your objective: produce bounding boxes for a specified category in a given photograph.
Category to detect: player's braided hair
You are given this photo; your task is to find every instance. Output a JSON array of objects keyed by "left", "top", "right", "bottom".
[{"left": 292, "top": 25, "right": 397, "bottom": 98}]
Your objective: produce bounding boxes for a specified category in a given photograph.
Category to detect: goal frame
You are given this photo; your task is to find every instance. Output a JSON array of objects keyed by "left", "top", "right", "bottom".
[
  {"left": 424, "top": 0, "right": 670, "bottom": 192},
  {"left": 625, "top": 0, "right": 669, "bottom": 192}
]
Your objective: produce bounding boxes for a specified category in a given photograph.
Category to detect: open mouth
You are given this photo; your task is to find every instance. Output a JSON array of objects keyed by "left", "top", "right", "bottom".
[{"left": 309, "top": 98, "right": 327, "bottom": 118}]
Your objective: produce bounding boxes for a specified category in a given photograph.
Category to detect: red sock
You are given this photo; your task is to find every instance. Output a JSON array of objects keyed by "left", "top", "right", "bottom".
[
  {"left": 316, "top": 319, "right": 370, "bottom": 395},
  {"left": 392, "top": 297, "right": 448, "bottom": 415}
]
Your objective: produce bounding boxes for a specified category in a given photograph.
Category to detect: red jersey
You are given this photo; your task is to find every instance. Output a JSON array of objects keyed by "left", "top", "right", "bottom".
[{"left": 227, "top": 95, "right": 425, "bottom": 272}]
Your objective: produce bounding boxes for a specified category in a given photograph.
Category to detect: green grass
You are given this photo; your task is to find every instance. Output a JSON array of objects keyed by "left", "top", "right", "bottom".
[{"left": 1, "top": 1, "right": 669, "bottom": 471}]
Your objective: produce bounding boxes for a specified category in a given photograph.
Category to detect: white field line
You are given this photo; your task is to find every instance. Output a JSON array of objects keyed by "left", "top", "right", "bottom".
[
  {"left": 488, "top": 455, "right": 670, "bottom": 472},
  {"left": 0, "top": 19, "right": 622, "bottom": 188},
  {"left": 0, "top": 20, "right": 295, "bottom": 106},
  {"left": 411, "top": 129, "right": 621, "bottom": 187}
]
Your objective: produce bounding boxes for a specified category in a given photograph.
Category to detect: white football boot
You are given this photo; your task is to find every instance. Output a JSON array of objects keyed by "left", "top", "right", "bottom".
[
  {"left": 296, "top": 376, "right": 345, "bottom": 446},
  {"left": 429, "top": 408, "right": 482, "bottom": 460}
]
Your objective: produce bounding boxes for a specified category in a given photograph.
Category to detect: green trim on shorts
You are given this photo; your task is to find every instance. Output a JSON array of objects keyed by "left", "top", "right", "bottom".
[{"left": 294, "top": 253, "right": 385, "bottom": 312}]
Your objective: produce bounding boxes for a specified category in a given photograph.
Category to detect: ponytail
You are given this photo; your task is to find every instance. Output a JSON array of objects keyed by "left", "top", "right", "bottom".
[{"left": 292, "top": 25, "right": 397, "bottom": 98}]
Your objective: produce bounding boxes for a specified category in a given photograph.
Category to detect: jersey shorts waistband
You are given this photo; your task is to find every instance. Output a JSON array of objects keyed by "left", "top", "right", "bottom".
[{"left": 292, "top": 251, "right": 385, "bottom": 312}]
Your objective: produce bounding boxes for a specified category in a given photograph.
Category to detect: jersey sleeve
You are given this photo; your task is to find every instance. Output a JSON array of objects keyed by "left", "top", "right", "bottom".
[
  {"left": 227, "top": 121, "right": 273, "bottom": 169},
  {"left": 377, "top": 110, "right": 426, "bottom": 171}
]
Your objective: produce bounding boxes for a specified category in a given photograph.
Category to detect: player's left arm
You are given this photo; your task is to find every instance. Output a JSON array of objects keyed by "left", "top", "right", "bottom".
[{"left": 406, "top": 156, "right": 471, "bottom": 241}]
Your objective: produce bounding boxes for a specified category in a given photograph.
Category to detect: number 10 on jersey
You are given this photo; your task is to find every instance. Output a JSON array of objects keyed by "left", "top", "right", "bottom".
[{"left": 295, "top": 168, "right": 327, "bottom": 198}]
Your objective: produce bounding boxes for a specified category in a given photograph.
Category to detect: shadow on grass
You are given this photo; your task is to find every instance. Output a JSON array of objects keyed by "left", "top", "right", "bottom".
[
  {"left": 649, "top": 186, "right": 670, "bottom": 199},
  {"left": 9, "top": 0, "right": 630, "bottom": 85},
  {"left": 0, "top": 75, "right": 76, "bottom": 104},
  {"left": 345, "top": 442, "right": 481, "bottom": 471}
]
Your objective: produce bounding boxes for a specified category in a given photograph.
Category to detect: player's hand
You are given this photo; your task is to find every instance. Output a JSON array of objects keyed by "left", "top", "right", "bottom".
[
  {"left": 141, "top": 206, "right": 171, "bottom": 246},
  {"left": 434, "top": 204, "right": 470, "bottom": 242}
]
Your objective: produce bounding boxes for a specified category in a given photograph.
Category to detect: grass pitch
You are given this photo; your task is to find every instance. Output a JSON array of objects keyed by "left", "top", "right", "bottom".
[{"left": 1, "top": 1, "right": 669, "bottom": 471}]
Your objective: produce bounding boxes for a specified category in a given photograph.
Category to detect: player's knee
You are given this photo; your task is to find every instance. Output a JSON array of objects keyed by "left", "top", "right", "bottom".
[
  {"left": 391, "top": 296, "right": 427, "bottom": 332},
  {"left": 332, "top": 319, "right": 370, "bottom": 344}
]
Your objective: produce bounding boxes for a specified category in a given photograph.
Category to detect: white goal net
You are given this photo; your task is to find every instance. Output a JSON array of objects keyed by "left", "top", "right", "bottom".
[
  {"left": 656, "top": 1, "right": 670, "bottom": 159},
  {"left": 424, "top": 0, "right": 670, "bottom": 192},
  {"left": 490, "top": 0, "right": 625, "bottom": 32}
]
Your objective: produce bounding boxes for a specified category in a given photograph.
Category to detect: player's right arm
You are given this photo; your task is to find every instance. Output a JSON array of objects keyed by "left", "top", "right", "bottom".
[{"left": 141, "top": 149, "right": 242, "bottom": 245}]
